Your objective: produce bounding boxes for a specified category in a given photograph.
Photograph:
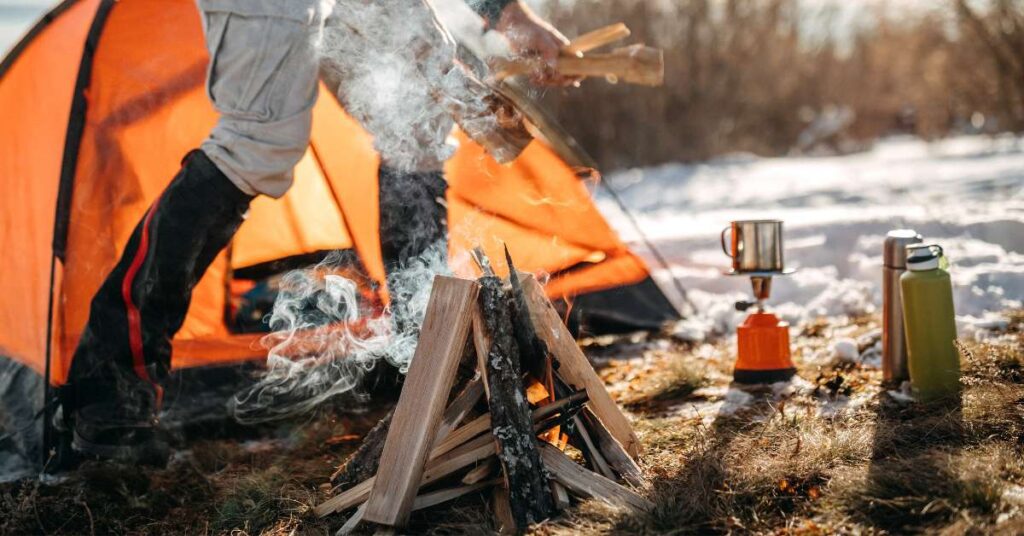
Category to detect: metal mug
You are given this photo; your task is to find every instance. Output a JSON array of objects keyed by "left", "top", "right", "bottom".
[{"left": 721, "top": 220, "right": 785, "bottom": 273}]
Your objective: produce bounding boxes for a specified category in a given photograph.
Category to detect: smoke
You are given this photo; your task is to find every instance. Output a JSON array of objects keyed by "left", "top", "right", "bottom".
[
  {"left": 231, "top": 243, "right": 451, "bottom": 425},
  {"left": 317, "top": 0, "right": 504, "bottom": 172},
  {"left": 231, "top": 0, "right": 503, "bottom": 423}
]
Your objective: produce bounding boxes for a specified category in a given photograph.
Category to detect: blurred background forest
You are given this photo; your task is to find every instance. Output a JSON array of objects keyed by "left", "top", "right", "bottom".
[{"left": 532, "top": 0, "right": 1024, "bottom": 170}]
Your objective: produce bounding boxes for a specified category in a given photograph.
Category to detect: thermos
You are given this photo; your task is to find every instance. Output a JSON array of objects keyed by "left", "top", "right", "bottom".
[
  {"left": 882, "top": 230, "right": 922, "bottom": 382},
  {"left": 901, "top": 244, "right": 960, "bottom": 402}
]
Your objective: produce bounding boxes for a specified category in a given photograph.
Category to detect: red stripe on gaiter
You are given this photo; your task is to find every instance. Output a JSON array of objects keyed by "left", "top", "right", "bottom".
[{"left": 121, "top": 200, "right": 165, "bottom": 408}]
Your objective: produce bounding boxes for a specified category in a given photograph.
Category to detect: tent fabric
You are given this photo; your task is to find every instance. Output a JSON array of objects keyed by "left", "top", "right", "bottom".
[{"left": 0, "top": 0, "right": 675, "bottom": 387}]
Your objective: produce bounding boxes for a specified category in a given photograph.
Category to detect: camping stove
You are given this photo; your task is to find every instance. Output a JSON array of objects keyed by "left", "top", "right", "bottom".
[{"left": 721, "top": 220, "right": 797, "bottom": 384}]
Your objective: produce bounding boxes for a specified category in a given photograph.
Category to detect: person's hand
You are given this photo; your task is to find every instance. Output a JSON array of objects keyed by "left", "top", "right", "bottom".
[{"left": 495, "top": 2, "right": 578, "bottom": 86}]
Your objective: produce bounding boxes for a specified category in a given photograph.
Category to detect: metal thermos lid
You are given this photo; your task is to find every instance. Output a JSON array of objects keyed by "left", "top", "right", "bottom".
[
  {"left": 884, "top": 229, "right": 923, "bottom": 268},
  {"left": 906, "top": 243, "right": 943, "bottom": 271}
]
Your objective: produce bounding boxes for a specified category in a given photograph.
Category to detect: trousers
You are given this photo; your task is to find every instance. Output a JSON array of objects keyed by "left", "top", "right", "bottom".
[{"left": 196, "top": 0, "right": 458, "bottom": 198}]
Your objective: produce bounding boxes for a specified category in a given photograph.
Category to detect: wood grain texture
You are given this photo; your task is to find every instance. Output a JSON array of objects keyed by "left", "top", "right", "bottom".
[
  {"left": 564, "top": 23, "right": 631, "bottom": 54},
  {"left": 492, "top": 486, "right": 518, "bottom": 535},
  {"left": 472, "top": 305, "right": 494, "bottom": 398},
  {"left": 315, "top": 426, "right": 496, "bottom": 517},
  {"left": 539, "top": 443, "right": 653, "bottom": 512},
  {"left": 436, "top": 377, "right": 485, "bottom": 446},
  {"left": 571, "top": 414, "right": 616, "bottom": 480},
  {"left": 462, "top": 458, "right": 499, "bottom": 485},
  {"left": 519, "top": 275, "right": 641, "bottom": 458},
  {"left": 363, "top": 276, "right": 480, "bottom": 527},
  {"left": 581, "top": 408, "right": 646, "bottom": 487},
  {"left": 431, "top": 413, "right": 492, "bottom": 459},
  {"left": 551, "top": 481, "right": 571, "bottom": 510},
  {"left": 413, "top": 479, "right": 501, "bottom": 511}
]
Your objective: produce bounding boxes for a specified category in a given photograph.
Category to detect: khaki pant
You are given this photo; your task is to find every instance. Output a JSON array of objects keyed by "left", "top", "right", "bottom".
[{"left": 197, "top": 0, "right": 456, "bottom": 198}]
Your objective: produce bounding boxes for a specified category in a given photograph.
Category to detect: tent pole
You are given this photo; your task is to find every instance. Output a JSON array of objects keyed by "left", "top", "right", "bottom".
[{"left": 41, "top": 254, "right": 57, "bottom": 470}]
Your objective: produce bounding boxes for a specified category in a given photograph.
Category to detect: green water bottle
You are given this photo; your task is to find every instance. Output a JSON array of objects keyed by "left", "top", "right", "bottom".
[{"left": 900, "top": 244, "right": 960, "bottom": 402}]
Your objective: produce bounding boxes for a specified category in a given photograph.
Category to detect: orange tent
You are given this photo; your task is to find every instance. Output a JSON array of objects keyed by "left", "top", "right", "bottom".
[{"left": 0, "top": 0, "right": 678, "bottom": 391}]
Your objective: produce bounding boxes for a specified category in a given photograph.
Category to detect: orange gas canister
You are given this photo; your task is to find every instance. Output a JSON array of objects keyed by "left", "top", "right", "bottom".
[{"left": 734, "top": 311, "right": 796, "bottom": 383}]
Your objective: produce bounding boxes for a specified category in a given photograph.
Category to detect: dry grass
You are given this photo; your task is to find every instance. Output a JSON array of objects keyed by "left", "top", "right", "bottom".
[
  {"left": 1, "top": 312, "right": 1021, "bottom": 534},
  {"left": 537, "top": 0, "right": 1024, "bottom": 170},
  {"left": 540, "top": 313, "right": 1024, "bottom": 535}
]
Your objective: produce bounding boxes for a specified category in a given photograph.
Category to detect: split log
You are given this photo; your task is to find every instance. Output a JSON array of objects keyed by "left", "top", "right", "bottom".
[
  {"left": 492, "top": 45, "right": 664, "bottom": 86},
  {"left": 332, "top": 375, "right": 480, "bottom": 491},
  {"left": 519, "top": 274, "right": 642, "bottom": 458},
  {"left": 437, "top": 377, "right": 485, "bottom": 445},
  {"left": 342, "top": 479, "right": 501, "bottom": 535},
  {"left": 538, "top": 443, "right": 654, "bottom": 512},
  {"left": 462, "top": 458, "right": 499, "bottom": 485},
  {"left": 317, "top": 440, "right": 495, "bottom": 517},
  {"left": 472, "top": 306, "right": 494, "bottom": 397},
  {"left": 431, "top": 412, "right": 491, "bottom": 459},
  {"left": 413, "top": 478, "right": 502, "bottom": 510},
  {"left": 564, "top": 23, "right": 631, "bottom": 55},
  {"left": 492, "top": 486, "right": 517, "bottom": 535},
  {"left": 570, "top": 414, "right": 616, "bottom": 480},
  {"left": 363, "top": 277, "right": 480, "bottom": 527},
  {"left": 551, "top": 481, "right": 571, "bottom": 510},
  {"left": 580, "top": 408, "right": 645, "bottom": 487},
  {"left": 477, "top": 275, "right": 555, "bottom": 528},
  {"left": 337, "top": 504, "right": 366, "bottom": 536},
  {"left": 316, "top": 391, "right": 585, "bottom": 518},
  {"left": 331, "top": 410, "right": 393, "bottom": 489},
  {"left": 559, "top": 45, "right": 664, "bottom": 86}
]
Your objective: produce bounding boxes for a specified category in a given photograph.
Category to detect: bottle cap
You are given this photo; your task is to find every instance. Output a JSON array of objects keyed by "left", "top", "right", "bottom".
[
  {"left": 884, "top": 229, "right": 922, "bottom": 269},
  {"left": 906, "top": 243, "right": 943, "bottom": 271}
]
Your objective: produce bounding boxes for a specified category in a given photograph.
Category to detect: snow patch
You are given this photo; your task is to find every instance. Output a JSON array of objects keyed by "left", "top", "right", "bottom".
[{"left": 600, "top": 135, "right": 1024, "bottom": 338}]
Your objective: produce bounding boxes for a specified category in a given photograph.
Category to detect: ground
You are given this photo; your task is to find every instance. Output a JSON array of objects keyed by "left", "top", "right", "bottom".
[{"left": 2, "top": 310, "right": 1021, "bottom": 535}]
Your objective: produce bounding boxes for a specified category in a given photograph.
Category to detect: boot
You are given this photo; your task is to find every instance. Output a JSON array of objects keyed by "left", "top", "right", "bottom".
[{"left": 61, "top": 150, "right": 253, "bottom": 465}]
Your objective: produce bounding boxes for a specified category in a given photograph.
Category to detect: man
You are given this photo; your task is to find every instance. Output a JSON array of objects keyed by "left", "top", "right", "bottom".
[{"left": 58, "top": 0, "right": 570, "bottom": 464}]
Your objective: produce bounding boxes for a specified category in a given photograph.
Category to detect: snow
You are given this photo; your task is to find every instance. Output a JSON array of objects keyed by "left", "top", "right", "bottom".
[{"left": 599, "top": 135, "right": 1024, "bottom": 339}]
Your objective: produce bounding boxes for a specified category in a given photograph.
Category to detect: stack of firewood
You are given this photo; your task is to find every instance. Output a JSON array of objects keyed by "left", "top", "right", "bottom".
[{"left": 314, "top": 251, "right": 652, "bottom": 534}]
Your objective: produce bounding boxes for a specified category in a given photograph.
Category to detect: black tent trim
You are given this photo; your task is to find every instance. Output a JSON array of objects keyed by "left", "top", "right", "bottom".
[
  {"left": 0, "top": 0, "right": 80, "bottom": 82},
  {"left": 42, "top": 0, "right": 117, "bottom": 470}
]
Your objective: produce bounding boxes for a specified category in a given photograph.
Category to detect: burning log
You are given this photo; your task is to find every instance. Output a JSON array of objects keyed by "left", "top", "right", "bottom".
[
  {"left": 505, "top": 248, "right": 550, "bottom": 382},
  {"left": 477, "top": 274, "right": 556, "bottom": 527}
]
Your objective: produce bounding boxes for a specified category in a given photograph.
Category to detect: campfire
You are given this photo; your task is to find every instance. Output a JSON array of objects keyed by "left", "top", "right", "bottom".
[{"left": 314, "top": 249, "right": 651, "bottom": 533}]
